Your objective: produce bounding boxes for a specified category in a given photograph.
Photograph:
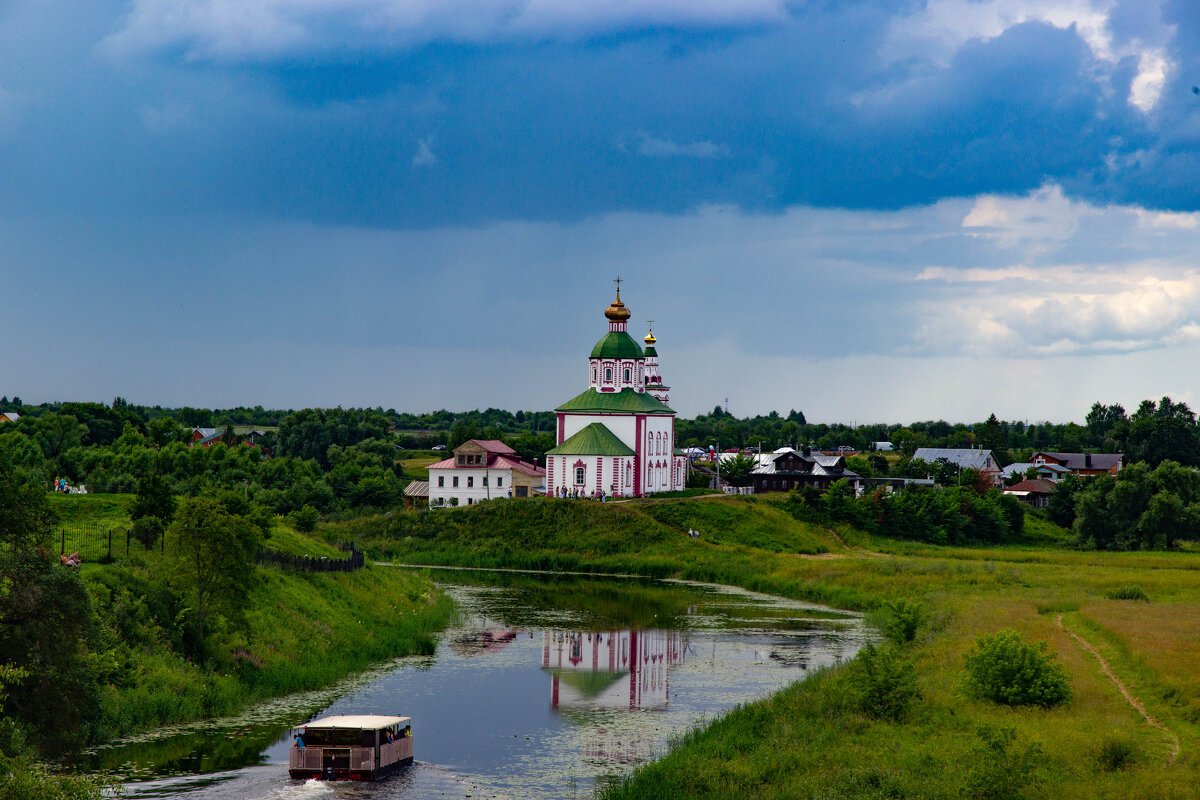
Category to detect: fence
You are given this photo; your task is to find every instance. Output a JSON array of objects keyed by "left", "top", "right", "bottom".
[
  {"left": 57, "top": 525, "right": 165, "bottom": 563},
  {"left": 257, "top": 542, "right": 365, "bottom": 573}
]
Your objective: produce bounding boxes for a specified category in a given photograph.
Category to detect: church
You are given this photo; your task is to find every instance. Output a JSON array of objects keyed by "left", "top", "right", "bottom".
[{"left": 545, "top": 283, "right": 686, "bottom": 498}]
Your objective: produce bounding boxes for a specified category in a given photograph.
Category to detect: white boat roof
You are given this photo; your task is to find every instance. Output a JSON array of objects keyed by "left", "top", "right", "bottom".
[{"left": 297, "top": 714, "right": 410, "bottom": 732}]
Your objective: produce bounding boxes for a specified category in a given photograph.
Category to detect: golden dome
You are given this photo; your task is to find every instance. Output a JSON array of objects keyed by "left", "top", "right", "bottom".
[
  {"left": 644, "top": 326, "right": 656, "bottom": 345},
  {"left": 604, "top": 290, "right": 631, "bottom": 322}
]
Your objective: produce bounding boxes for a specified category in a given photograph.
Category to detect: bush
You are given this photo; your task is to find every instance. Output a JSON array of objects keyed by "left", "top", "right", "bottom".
[
  {"left": 962, "top": 630, "right": 1072, "bottom": 708},
  {"left": 963, "top": 724, "right": 1045, "bottom": 800},
  {"left": 131, "top": 516, "right": 164, "bottom": 549},
  {"left": 289, "top": 504, "right": 319, "bottom": 533},
  {"left": 851, "top": 643, "right": 920, "bottom": 722},
  {"left": 1105, "top": 585, "right": 1149, "bottom": 601},
  {"left": 1095, "top": 736, "right": 1138, "bottom": 771},
  {"left": 878, "top": 598, "right": 924, "bottom": 644}
]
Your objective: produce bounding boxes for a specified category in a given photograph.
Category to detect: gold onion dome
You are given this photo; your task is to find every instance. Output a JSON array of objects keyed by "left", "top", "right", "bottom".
[
  {"left": 644, "top": 327, "right": 656, "bottom": 345},
  {"left": 604, "top": 291, "right": 631, "bottom": 322}
]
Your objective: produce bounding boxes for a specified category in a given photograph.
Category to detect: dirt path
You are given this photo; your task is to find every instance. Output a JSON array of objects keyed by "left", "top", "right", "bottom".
[{"left": 1056, "top": 614, "right": 1181, "bottom": 767}]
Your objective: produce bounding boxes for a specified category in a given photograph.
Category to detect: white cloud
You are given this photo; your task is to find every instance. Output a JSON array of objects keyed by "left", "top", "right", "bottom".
[
  {"left": 412, "top": 136, "right": 437, "bottom": 167},
  {"left": 961, "top": 184, "right": 1090, "bottom": 248},
  {"left": 880, "top": 0, "right": 1176, "bottom": 113},
  {"left": 102, "top": 0, "right": 789, "bottom": 60},
  {"left": 633, "top": 132, "right": 730, "bottom": 159}
]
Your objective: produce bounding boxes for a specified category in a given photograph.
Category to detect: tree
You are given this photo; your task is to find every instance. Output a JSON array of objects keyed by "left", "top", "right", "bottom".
[
  {"left": 168, "top": 497, "right": 261, "bottom": 642},
  {"left": 130, "top": 473, "right": 177, "bottom": 524},
  {"left": 720, "top": 452, "right": 757, "bottom": 487}
]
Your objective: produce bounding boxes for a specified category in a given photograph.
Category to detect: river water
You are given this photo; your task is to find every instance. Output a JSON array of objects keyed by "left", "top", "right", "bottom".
[{"left": 85, "top": 569, "right": 867, "bottom": 800}]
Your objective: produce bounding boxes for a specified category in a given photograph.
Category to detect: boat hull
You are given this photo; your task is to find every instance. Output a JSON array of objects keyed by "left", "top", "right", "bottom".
[{"left": 289, "top": 755, "right": 413, "bottom": 782}]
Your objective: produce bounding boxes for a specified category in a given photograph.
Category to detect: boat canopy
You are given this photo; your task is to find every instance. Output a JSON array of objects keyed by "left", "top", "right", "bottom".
[{"left": 295, "top": 715, "right": 410, "bottom": 733}]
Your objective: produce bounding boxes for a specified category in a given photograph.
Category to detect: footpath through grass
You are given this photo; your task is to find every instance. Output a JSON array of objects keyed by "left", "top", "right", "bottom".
[{"left": 328, "top": 495, "right": 1200, "bottom": 799}]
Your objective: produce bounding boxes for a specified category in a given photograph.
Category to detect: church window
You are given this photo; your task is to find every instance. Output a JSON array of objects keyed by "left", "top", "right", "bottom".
[
  {"left": 592, "top": 368, "right": 597, "bottom": 381},
  {"left": 468, "top": 476, "right": 474, "bottom": 487},
  {"left": 575, "top": 467, "right": 586, "bottom": 485},
  {"left": 438, "top": 476, "right": 444, "bottom": 487},
  {"left": 624, "top": 368, "right": 631, "bottom": 382},
  {"left": 605, "top": 368, "right": 612, "bottom": 381},
  {"left": 626, "top": 463, "right": 632, "bottom": 487},
  {"left": 453, "top": 476, "right": 459, "bottom": 488}
]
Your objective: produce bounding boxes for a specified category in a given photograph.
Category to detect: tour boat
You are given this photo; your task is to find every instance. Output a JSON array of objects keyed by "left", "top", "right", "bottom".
[{"left": 288, "top": 714, "right": 413, "bottom": 781}]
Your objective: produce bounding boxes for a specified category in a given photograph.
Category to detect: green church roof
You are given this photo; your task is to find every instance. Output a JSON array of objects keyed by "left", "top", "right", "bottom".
[
  {"left": 556, "top": 388, "right": 675, "bottom": 415},
  {"left": 643, "top": 345, "right": 658, "bottom": 357},
  {"left": 546, "top": 423, "right": 637, "bottom": 457},
  {"left": 590, "top": 331, "right": 644, "bottom": 359}
]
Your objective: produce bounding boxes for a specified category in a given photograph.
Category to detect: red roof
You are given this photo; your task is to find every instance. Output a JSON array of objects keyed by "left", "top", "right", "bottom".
[
  {"left": 427, "top": 454, "right": 545, "bottom": 476},
  {"left": 1004, "top": 479, "right": 1057, "bottom": 494},
  {"left": 472, "top": 440, "right": 515, "bottom": 454}
]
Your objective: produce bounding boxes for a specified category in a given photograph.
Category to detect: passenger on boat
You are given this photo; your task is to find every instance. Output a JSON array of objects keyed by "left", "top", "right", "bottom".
[
  {"left": 386, "top": 729, "right": 395, "bottom": 743},
  {"left": 294, "top": 729, "right": 305, "bottom": 748},
  {"left": 402, "top": 725, "right": 412, "bottom": 738}
]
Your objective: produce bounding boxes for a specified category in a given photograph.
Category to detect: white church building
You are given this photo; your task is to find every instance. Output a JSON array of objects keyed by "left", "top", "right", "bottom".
[{"left": 545, "top": 283, "right": 685, "bottom": 498}]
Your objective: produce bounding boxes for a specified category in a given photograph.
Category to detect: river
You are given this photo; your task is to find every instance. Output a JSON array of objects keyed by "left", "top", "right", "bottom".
[{"left": 84, "top": 568, "right": 868, "bottom": 799}]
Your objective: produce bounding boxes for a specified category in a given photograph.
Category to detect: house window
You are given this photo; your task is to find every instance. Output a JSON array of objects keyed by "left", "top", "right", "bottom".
[
  {"left": 516, "top": 486, "right": 528, "bottom": 497},
  {"left": 468, "top": 476, "right": 474, "bottom": 487},
  {"left": 575, "top": 467, "right": 585, "bottom": 485},
  {"left": 458, "top": 455, "right": 465, "bottom": 465},
  {"left": 497, "top": 477, "right": 503, "bottom": 487},
  {"left": 482, "top": 476, "right": 488, "bottom": 486},
  {"left": 453, "top": 476, "right": 459, "bottom": 487},
  {"left": 605, "top": 368, "right": 612, "bottom": 381},
  {"left": 438, "top": 476, "right": 444, "bottom": 487}
]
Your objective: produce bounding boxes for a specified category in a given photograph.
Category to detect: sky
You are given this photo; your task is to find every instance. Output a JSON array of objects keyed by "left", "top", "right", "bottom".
[{"left": 3, "top": 0, "right": 1200, "bottom": 423}]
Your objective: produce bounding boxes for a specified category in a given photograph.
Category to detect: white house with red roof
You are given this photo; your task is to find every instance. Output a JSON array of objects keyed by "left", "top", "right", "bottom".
[
  {"left": 427, "top": 439, "right": 545, "bottom": 507},
  {"left": 544, "top": 283, "right": 686, "bottom": 498}
]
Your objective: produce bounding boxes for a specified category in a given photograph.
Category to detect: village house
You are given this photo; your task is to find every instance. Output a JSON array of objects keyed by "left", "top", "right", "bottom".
[
  {"left": 1003, "top": 478, "right": 1057, "bottom": 509},
  {"left": 1030, "top": 452, "right": 1123, "bottom": 477},
  {"left": 0, "top": 412, "right": 19, "bottom": 423},
  {"left": 427, "top": 439, "right": 545, "bottom": 507},
  {"left": 749, "top": 447, "right": 861, "bottom": 494}
]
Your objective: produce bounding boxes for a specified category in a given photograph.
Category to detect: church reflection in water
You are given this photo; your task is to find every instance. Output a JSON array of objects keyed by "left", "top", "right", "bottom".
[{"left": 541, "top": 630, "right": 685, "bottom": 711}]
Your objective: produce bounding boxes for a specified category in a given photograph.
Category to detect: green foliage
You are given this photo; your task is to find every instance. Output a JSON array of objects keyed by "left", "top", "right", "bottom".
[
  {"left": 962, "top": 724, "right": 1045, "bottom": 800},
  {"left": 290, "top": 504, "right": 319, "bottom": 532},
  {"left": 1095, "top": 736, "right": 1139, "bottom": 771},
  {"left": 1105, "top": 585, "right": 1149, "bottom": 601},
  {"left": 850, "top": 643, "right": 920, "bottom": 722},
  {"left": 167, "top": 496, "right": 262, "bottom": 642},
  {"left": 130, "top": 472, "right": 176, "bottom": 523},
  {"left": 878, "top": 598, "right": 925, "bottom": 644},
  {"left": 720, "top": 452, "right": 758, "bottom": 488},
  {"left": 0, "top": 756, "right": 111, "bottom": 800},
  {"left": 1072, "top": 461, "right": 1200, "bottom": 550},
  {"left": 131, "top": 515, "right": 165, "bottom": 549},
  {"left": 962, "top": 630, "right": 1072, "bottom": 708}
]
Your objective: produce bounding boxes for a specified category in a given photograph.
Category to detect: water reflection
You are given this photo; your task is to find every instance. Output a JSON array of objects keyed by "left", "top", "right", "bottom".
[{"left": 95, "top": 570, "right": 867, "bottom": 799}]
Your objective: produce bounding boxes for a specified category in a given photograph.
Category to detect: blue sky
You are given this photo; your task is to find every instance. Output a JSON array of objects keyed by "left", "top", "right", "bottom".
[{"left": 3, "top": 0, "right": 1200, "bottom": 422}]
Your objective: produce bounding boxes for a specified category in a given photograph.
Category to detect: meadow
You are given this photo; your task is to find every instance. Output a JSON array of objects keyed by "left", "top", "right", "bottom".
[{"left": 328, "top": 495, "right": 1200, "bottom": 799}]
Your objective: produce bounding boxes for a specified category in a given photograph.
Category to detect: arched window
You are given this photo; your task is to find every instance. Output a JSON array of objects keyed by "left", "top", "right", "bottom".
[
  {"left": 592, "top": 368, "right": 596, "bottom": 381},
  {"left": 626, "top": 461, "right": 632, "bottom": 487},
  {"left": 575, "top": 467, "right": 585, "bottom": 485},
  {"left": 605, "top": 368, "right": 612, "bottom": 381},
  {"left": 624, "top": 368, "right": 631, "bottom": 382}
]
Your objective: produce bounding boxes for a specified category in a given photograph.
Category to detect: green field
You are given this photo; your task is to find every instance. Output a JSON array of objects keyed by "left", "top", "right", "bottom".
[{"left": 326, "top": 495, "right": 1200, "bottom": 799}]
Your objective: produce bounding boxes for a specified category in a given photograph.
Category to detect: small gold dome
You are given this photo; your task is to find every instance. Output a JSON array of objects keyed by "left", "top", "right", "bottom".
[
  {"left": 644, "top": 326, "right": 656, "bottom": 345},
  {"left": 604, "top": 290, "right": 631, "bottom": 322}
]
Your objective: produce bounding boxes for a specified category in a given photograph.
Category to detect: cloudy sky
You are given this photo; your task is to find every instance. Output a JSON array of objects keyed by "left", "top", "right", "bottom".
[{"left": 2, "top": 0, "right": 1200, "bottom": 423}]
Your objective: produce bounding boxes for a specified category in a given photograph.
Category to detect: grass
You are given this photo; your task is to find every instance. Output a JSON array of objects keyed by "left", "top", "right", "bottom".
[
  {"left": 40, "top": 494, "right": 454, "bottom": 746},
  {"left": 322, "top": 494, "right": 1200, "bottom": 798},
  {"left": 401, "top": 456, "right": 440, "bottom": 481}
]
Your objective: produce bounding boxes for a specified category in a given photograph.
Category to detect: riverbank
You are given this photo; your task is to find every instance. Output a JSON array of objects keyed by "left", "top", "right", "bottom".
[{"left": 328, "top": 496, "right": 1200, "bottom": 799}]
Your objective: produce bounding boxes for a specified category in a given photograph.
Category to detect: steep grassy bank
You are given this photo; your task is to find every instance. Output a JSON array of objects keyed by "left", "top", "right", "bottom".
[{"left": 327, "top": 496, "right": 1200, "bottom": 798}]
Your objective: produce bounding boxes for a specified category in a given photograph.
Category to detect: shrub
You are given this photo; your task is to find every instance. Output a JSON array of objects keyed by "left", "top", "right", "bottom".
[
  {"left": 878, "top": 598, "right": 924, "bottom": 644},
  {"left": 962, "top": 630, "right": 1072, "bottom": 708},
  {"left": 1105, "top": 586, "right": 1149, "bottom": 602},
  {"left": 289, "top": 504, "right": 319, "bottom": 533},
  {"left": 131, "top": 516, "right": 164, "bottom": 549},
  {"left": 963, "top": 724, "right": 1045, "bottom": 800},
  {"left": 1095, "top": 736, "right": 1138, "bottom": 771},
  {"left": 851, "top": 643, "right": 920, "bottom": 722}
]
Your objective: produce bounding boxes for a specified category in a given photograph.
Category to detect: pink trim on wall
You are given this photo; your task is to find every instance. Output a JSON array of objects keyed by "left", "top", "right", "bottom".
[
  {"left": 557, "top": 413, "right": 565, "bottom": 444},
  {"left": 634, "top": 415, "right": 644, "bottom": 497}
]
